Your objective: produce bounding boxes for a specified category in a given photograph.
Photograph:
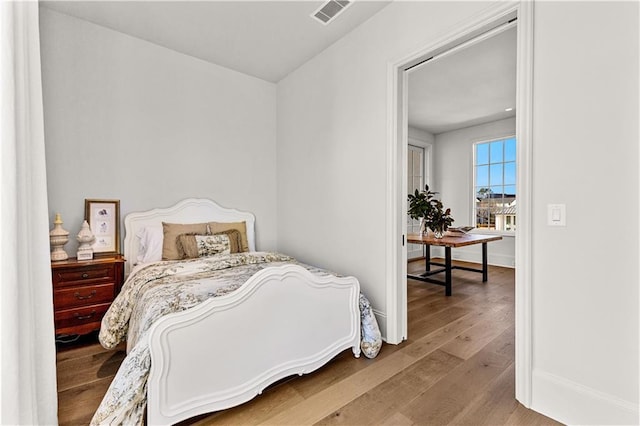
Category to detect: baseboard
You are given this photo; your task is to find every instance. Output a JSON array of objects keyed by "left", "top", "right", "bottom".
[
  {"left": 429, "top": 246, "right": 514, "bottom": 268},
  {"left": 531, "top": 370, "right": 639, "bottom": 425},
  {"left": 372, "top": 309, "right": 387, "bottom": 342}
]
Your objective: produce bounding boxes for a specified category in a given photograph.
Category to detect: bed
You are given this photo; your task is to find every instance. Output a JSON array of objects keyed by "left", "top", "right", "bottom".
[{"left": 90, "top": 198, "right": 381, "bottom": 425}]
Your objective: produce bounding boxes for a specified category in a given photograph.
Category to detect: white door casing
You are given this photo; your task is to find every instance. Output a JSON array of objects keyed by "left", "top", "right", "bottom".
[{"left": 385, "top": 0, "right": 533, "bottom": 407}]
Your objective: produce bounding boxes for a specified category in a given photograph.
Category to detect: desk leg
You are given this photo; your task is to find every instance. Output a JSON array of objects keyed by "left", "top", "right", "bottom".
[
  {"left": 445, "top": 247, "right": 452, "bottom": 296},
  {"left": 482, "top": 242, "right": 488, "bottom": 282},
  {"left": 425, "top": 245, "right": 431, "bottom": 272}
]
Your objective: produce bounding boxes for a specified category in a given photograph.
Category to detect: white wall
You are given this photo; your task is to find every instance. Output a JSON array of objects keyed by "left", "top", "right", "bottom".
[
  {"left": 432, "top": 117, "right": 516, "bottom": 267},
  {"left": 40, "top": 8, "right": 278, "bottom": 255},
  {"left": 531, "top": 2, "right": 638, "bottom": 424},
  {"left": 277, "top": 1, "right": 638, "bottom": 424},
  {"left": 408, "top": 126, "right": 434, "bottom": 145},
  {"left": 277, "top": 0, "right": 491, "bottom": 320}
]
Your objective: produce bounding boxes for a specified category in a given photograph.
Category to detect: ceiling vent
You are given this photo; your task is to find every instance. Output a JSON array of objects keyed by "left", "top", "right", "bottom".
[{"left": 312, "top": 0, "right": 351, "bottom": 25}]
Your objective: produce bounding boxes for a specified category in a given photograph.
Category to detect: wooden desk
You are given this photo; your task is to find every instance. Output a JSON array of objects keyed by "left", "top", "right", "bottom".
[{"left": 407, "top": 233, "right": 502, "bottom": 296}]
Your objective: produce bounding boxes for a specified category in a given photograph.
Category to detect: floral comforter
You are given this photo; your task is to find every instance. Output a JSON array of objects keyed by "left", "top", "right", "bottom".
[{"left": 90, "top": 252, "right": 381, "bottom": 425}]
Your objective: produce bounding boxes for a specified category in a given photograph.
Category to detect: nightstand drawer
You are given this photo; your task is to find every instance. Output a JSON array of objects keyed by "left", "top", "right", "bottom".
[
  {"left": 54, "top": 303, "right": 111, "bottom": 334},
  {"left": 53, "top": 283, "right": 115, "bottom": 310},
  {"left": 53, "top": 264, "right": 114, "bottom": 288},
  {"left": 51, "top": 255, "right": 124, "bottom": 337}
]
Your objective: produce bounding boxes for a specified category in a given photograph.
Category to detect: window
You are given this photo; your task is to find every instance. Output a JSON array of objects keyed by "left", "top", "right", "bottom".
[{"left": 474, "top": 137, "right": 516, "bottom": 232}]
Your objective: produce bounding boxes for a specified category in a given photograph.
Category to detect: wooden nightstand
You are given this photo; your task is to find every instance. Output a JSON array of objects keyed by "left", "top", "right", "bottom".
[{"left": 51, "top": 255, "right": 125, "bottom": 336}]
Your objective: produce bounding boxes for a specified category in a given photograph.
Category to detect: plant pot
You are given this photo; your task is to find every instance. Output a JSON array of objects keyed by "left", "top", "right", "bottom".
[
  {"left": 419, "top": 218, "right": 428, "bottom": 236},
  {"left": 432, "top": 227, "right": 444, "bottom": 239}
]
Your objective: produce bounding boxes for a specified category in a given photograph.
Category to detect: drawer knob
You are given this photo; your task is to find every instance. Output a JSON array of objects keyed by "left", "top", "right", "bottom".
[
  {"left": 74, "top": 290, "right": 97, "bottom": 300},
  {"left": 74, "top": 310, "right": 96, "bottom": 320},
  {"left": 81, "top": 273, "right": 89, "bottom": 279}
]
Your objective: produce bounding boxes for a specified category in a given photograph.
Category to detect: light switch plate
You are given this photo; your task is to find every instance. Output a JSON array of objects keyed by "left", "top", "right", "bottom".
[{"left": 547, "top": 204, "right": 566, "bottom": 226}]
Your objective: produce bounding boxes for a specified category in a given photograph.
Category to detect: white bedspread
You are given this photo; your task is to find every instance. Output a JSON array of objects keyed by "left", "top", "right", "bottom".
[{"left": 90, "top": 252, "right": 381, "bottom": 425}]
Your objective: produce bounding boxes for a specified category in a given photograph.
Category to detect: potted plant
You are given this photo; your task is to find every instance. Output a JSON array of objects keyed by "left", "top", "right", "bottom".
[{"left": 408, "top": 185, "right": 454, "bottom": 238}]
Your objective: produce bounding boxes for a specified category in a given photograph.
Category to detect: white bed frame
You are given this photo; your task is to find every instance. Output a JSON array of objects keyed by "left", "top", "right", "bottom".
[{"left": 123, "top": 198, "right": 361, "bottom": 425}]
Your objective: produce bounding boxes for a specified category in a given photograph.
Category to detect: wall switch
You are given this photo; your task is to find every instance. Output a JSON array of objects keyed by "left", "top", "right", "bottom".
[{"left": 547, "top": 204, "right": 566, "bottom": 226}]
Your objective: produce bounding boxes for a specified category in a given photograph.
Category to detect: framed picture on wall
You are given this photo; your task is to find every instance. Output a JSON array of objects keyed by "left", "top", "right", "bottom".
[{"left": 84, "top": 199, "right": 120, "bottom": 256}]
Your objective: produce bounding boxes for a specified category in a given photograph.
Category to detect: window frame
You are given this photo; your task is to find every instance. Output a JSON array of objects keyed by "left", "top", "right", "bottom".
[{"left": 471, "top": 135, "right": 517, "bottom": 236}]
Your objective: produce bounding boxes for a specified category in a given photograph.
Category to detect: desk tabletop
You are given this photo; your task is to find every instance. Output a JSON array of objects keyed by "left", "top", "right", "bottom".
[{"left": 407, "top": 233, "right": 502, "bottom": 248}]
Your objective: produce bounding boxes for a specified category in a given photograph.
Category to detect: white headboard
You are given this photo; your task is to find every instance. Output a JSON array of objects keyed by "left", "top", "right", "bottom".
[{"left": 123, "top": 198, "right": 256, "bottom": 276}]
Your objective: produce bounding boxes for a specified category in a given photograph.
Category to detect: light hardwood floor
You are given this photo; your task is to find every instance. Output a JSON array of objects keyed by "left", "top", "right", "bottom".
[{"left": 56, "top": 259, "right": 561, "bottom": 425}]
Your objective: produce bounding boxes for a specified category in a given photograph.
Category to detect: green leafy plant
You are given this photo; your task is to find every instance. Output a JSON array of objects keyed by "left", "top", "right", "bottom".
[
  {"left": 408, "top": 185, "right": 436, "bottom": 221},
  {"left": 408, "top": 185, "right": 454, "bottom": 234}
]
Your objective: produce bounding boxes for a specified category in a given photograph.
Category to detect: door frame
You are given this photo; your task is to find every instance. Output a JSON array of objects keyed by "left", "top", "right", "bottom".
[{"left": 384, "top": 1, "right": 534, "bottom": 407}]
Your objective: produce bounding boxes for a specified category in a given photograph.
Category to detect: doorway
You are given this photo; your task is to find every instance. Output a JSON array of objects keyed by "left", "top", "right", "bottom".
[{"left": 385, "top": 1, "right": 534, "bottom": 407}]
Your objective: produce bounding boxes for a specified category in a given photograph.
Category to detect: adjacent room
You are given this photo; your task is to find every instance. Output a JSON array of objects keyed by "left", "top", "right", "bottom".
[
  {"left": 1, "top": 1, "right": 638, "bottom": 425},
  {"left": 405, "top": 21, "right": 516, "bottom": 288}
]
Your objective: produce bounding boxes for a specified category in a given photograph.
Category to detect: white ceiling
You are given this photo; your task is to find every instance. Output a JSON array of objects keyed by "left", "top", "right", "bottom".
[
  {"left": 41, "top": 0, "right": 391, "bottom": 83},
  {"left": 41, "top": 1, "right": 515, "bottom": 134},
  {"left": 408, "top": 26, "right": 517, "bottom": 135}
]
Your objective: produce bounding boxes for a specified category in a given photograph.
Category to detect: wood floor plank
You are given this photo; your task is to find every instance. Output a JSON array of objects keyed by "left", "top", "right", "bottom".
[
  {"left": 400, "top": 328, "right": 516, "bottom": 425},
  {"left": 56, "top": 334, "right": 125, "bottom": 363},
  {"left": 380, "top": 412, "right": 415, "bottom": 426},
  {"left": 258, "top": 351, "right": 418, "bottom": 425},
  {"left": 407, "top": 290, "right": 471, "bottom": 317},
  {"left": 407, "top": 305, "right": 475, "bottom": 342},
  {"left": 407, "top": 283, "right": 440, "bottom": 302},
  {"left": 439, "top": 305, "right": 513, "bottom": 360},
  {"left": 285, "top": 349, "right": 377, "bottom": 399},
  {"left": 57, "top": 376, "right": 113, "bottom": 425},
  {"left": 403, "top": 308, "right": 492, "bottom": 360},
  {"left": 449, "top": 362, "right": 519, "bottom": 425},
  {"left": 191, "top": 382, "right": 305, "bottom": 425},
  {"left": 506, "top": 402, "right": 564, "bottom": 425},
  {"left": 56, "top": 349, "right": 126, "bottom": 392},
  {"left": 314, "top": 350, "right": 462, "bottom": 425},
  {"left": 406, "top": 283, "right": 438, "bottom": 303},
  {"left": 456, "top": 290, "right": 513, "bottom": 310}
]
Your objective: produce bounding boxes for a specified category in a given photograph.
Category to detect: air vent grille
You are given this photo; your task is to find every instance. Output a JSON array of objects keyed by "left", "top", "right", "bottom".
[{"left": 312, "top": 0, "right": 351, "bottom": 25}]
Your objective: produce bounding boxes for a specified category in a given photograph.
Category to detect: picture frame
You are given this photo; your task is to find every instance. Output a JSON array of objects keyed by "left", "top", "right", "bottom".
[{"left": 84, "top": 199, "right": 120, "bottom": 256}]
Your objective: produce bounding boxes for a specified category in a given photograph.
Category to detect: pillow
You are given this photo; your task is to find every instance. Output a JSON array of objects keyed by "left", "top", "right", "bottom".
[
  {"left": 176, "top": 233, "right": 231, "bottom": 259},
  {"left": 162, "top": 222, "right": 209, "bottom": 260},
  {"left": 212, "top": 229, "right": 242, "bottom": 254},
  {"left": 176, "top": 230, "right": 242, "bottom": 259},
  {"left": 208, "top": 221, "right": 249, "bottom": 252},
  {"left": 196, "top": 234, "right": 230, "bottom": 257},
  {"left": 136, "top": 226, "right": 163, "bottom": 264}
]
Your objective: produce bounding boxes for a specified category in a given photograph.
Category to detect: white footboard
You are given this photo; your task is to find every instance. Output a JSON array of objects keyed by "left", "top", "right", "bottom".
[{"left": 146, "top": 264, "right": 361, "bottom": 425}]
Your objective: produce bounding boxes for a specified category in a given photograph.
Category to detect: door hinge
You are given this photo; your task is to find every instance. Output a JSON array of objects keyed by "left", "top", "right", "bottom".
[{"left": 402, "top": 234, "right": 405, "bottom": 246}]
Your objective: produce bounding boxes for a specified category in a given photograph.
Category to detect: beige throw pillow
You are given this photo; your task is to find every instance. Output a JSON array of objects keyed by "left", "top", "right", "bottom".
[
  {"left": 208, "top": 221, "right": 249, "bottom": 252},
  {"left": 162, "top": 222, "right": 209, "bottom": 260},
  {"left": 195, "top": 234, "right": 230, "bottom": 257},
  {"left": 176, "top": 230, "right": 243, "bottom": 259}
]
